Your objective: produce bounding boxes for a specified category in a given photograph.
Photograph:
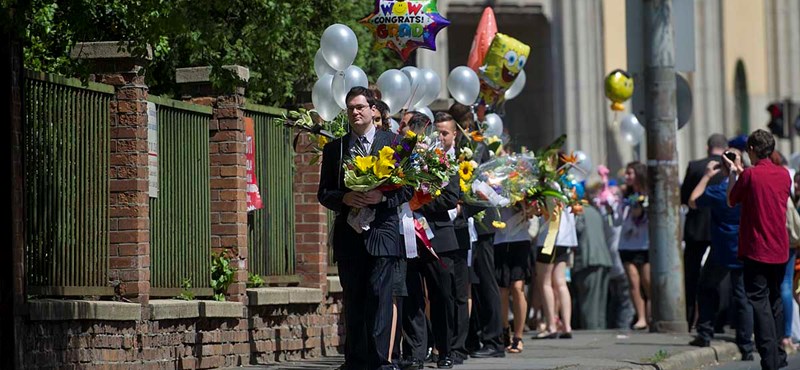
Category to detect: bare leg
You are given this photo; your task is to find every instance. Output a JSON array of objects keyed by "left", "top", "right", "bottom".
[
  {"left": 500, "top": 287, "right": 510, "bottom": 347},
  {"left": 552, "top": 261, "right": 572, "bottom": 334},
  {"left": 625, "top": 262, "right": 647, "bottom": 328},
  {"left": 640, "top": 262, "right": 652, "bottom": 323},
  {"left": 536, "top": 261, "right": 558, "bottom": 334},
  {"left": 389, "top": 298, "right": 397, "bottom": 360},
  {"left": 511, "top": 279, "right": 528, "bottom": 340}
]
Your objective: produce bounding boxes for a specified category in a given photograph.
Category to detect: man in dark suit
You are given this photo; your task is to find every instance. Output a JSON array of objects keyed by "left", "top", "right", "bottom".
[
  {"left": 318, "top": 87, "right": 413, "bottom": 370},
  {"left": 449, "top": 103, "right": 505, "bottom": 359},
  {"left": 400, "top": 112, "right": 460, "bottom": 369},
  {"left": 680, "top": 133, "right": 727, "bottom": 329}
]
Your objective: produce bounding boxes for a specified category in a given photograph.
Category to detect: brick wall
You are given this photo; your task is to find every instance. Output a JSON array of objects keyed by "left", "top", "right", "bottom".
[
  {"left": 208, "top": 94, "right": 248, "bottom": 303},
  {"left": 293, "top": 134, "right": 330, "bottom": 291},
  {"left": 105, "top": 73, "right": 151, "bottom": 305},
  {"left": 20, "top": 297, "right": 344, "bottom": 369}
]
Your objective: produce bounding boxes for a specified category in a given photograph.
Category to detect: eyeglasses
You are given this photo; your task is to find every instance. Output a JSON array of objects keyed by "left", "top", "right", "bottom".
[{"left": 346, "top": 104, "right": 370, "bottom": 112}]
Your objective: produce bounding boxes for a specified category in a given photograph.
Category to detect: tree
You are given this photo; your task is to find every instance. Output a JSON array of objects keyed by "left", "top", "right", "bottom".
[{"left": 13, "top": 0, "right": 400, "bottom": 106}]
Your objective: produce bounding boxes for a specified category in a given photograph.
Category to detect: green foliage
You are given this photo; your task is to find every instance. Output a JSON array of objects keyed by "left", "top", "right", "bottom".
[
  {"left": 210, "top": 250, "right": 236, "bottom": 301},
  {"left": 16, "top": 0, "right": 400, "bottom": 106},
  {"left": 246, "top": 273, "right": 264, "bottom": 288},
  {"left": 176, "top": 277, "right": 195, "bottom": 301},
  {"left": 645, "top": 349, "right": 669, "bottom": 363}
]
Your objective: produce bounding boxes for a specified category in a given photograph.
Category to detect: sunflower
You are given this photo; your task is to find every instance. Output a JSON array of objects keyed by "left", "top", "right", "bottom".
[
  {"left": 316, "top": 135, "right": 329, "bottom": 148},
  {"left": 459, "top": 161, "right": 474, "bottom": 181},
  {"left": 459, "top": 178, "right": 469, "bottom": 193}
]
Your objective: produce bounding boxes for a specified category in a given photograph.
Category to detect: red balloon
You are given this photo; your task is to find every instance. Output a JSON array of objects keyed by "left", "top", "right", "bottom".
[{"left": 467, "top": 7, "right": 498, "bottom": 72}]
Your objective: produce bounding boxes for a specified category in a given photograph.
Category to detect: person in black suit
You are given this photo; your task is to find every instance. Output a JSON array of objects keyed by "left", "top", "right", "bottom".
[
  {"left": 318, "top": 87, "right": 413, "bottom": 370},
  {"left": 680, "top": 133, "right": 727, "bottom": 329},
  {"left": 399, "top": 112, "right": 461, "bottom": 369},
  {"left": 449, "top": 103, "right": 505, "bottom": 359}
]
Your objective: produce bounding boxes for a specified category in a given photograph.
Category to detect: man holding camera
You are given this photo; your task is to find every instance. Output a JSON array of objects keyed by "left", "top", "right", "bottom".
[{"left": 724, "top": 130, "right": 791, "bottom": 370}]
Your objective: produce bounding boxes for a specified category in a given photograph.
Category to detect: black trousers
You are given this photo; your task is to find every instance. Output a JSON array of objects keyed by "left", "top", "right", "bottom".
[
  {"left": 684, "top": 240, "right": 710, "bottom": 328},
  {"left": 468, "top": 234, "right": 504, "bottom": 351},
  {"left": 695, "top": 264, "right": 753, "bottom": 355},
  {"left": 339, "top": 254, "right": 398, "bottom": 370},
  {"left": 743, "top": 258, "right": 787, "bottom": 370},
  {"left": 451, "top": 230, "right": 471, "bottom": 357},
  {"left": 402, "top": 258, "right": 428, "bottom": 361}
]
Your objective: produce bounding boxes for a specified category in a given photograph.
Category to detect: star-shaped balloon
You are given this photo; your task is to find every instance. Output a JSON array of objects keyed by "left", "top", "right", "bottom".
[{"left": 359, "top": 0, "right": 450, "bottom": 61}]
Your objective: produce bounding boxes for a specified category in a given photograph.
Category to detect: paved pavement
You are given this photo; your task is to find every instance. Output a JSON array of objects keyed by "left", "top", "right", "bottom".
[{"left": 233, "top": 330, "right": 775, "bottom": 370}]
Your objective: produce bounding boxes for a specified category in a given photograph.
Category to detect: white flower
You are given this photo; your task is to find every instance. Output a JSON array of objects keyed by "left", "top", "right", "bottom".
[{"left": 462, "top": 147, "right": 474, "bottom": 159}]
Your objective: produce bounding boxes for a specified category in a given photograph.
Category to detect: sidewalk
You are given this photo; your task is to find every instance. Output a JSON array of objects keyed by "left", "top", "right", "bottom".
[{"left": 234, "top": 330, "right": 746, "bottom": 370}]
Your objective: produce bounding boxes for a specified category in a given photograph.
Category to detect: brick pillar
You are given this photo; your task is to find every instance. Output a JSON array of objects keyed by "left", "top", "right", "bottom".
[
  {"left": 293, "top": 134, "right": 329, "bottom": 292},
  {"left": 177, "top": 66, "right": 250, "bottom": 303},
  {"left": 72, "top": 42, "right": 153, "bottom": 304}
]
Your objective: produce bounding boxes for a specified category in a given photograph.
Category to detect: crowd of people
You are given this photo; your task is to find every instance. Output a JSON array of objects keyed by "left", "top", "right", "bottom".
[{"left": 318, "top": 86, "right": 800, "bottom": 370}]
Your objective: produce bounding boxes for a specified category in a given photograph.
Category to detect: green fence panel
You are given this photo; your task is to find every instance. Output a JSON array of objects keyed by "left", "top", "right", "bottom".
[
  {"left": 148, "top": 96, "right": 213, "bottom": 294},
  {"left": 24, "top": 72, "right": 112, "bottom": 294},
  {"left": 244, "top": 105, "right": 296, "bottom": 278}
]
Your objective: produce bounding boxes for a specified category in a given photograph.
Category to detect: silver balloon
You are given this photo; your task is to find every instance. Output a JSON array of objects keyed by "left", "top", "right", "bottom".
[
  {"left": 415, "top": 68, "right": 441, "bottom": 109},
  {"left": 569, "top": 150, "right": 593, "bottom": 182},
  {"left": 504, "top": 69, "right": 526, "bottom": 101},
  {"left": 377, "top": 69, "right": 411, "bottom": 115},
  {"left": 790, "top": 153, "right": 800, "bottom": 171},
  {"left": 314, "top": 49, "right": 336, "bottom": 78},
  {"left": 414, "top": 106, "right": 434, "bottom": 121},
  {"left": 620, "top": 113, "right": 645, "bottom": 145},
  {"left": 332, "top": 65, "right": 369, "bottom": 109},
  {"left": 389, "top": 118, "right": 400, "bottom": 134},
  {"left": 320, "top": 24, "right": 358, "bottom": 71},
  {"left": 447, "top": 66, "right": 480, "bottom": 105},
  {"left": 401, "top": 66, "right": 426, "bottom": 109},
  {"left": 312, "top": 74, "right": 341, "bottom": 122},
  {"left": 484, "top": 113, "right": 503, "bottom": 137}
]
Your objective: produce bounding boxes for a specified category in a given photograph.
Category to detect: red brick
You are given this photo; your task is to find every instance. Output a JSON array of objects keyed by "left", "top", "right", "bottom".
[
  {"left": 116, "top": 244, "right": 148, "bottom": 256},
  {"left": 209, "top": 143, "right": 220, "bottom": 154},
  {"left": 210, "top": 153, "right": 245, "bottom": 166},
  {"left": 210, "top": 131, "right": 244, "bottom": 143},
  {"left": 220, "top": 142, "right": 246, "bottom": 154},
  {"left": 115, "top": 112, "right": 147, "bottom": 127},
  {"left": 110, "top": 256, "right": 137, "bottom": 269},
  {"left": 219, "top": 236, "right": 247, "bottom": 247},
  {"left": 219, "top": 190, "right": 245, "bottom": 201},
  {"left": 302, "top": 213, "right": 325, "bottom": 224},
  {"left": 295, "top": 243, "right": 323, "bottom": 254},
  {"left": 117, "top": 218, "right": 148, "bottom": 230},
  {"left": 211, "top": 224, "right": 244, "bottom": 236},
  {"left": 109, "top": 206, "right": 148, "bottom": 218},
  {"left": 299, "top": 253, "right": 326, "bottom": 264},
  {"left": 180, "top": 356, "right": 197, "bottom": 369},
  {"left": 296, "top": 224, "right": 325, "bottom": 234},
  {"left": 295, "top": 204, "right": 325, "bottom": 214},
  {"left": 110, "top": 126, "right": 147, "bottom": 140},
  {"left": 110, "top": 179, "right": 147, "bottom": 192},
  {"left": 211, "top": 178, "right": 246, "bottom": 190},
  {"left": 219, "top": 119, "right": 244, "bottom": 131},
  {"left": 110, "top": 230, "right": 148, "bottom": 244},
  {"left": 116, "top": 87, "right": 146, "bottom": 100},
  {"left": 219, "top": 166, "right": 246, "bottom": 177}
]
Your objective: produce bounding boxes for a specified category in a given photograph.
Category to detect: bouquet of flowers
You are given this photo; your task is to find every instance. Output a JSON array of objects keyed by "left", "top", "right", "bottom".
[
  {"left": 519, "top": 135, "right": 588, "bottom": 220},
  {"left": 461, "top": 154, "right": 538, "bottom": 208},
  {"left": 275, "top": 108, "right": 348, "bottom": 164},
  {"left": 400, "top": 131, "right": 459, "bottom": 209}
]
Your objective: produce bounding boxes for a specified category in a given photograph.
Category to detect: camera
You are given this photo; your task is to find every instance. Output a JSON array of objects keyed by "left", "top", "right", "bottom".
[{"left": 724, "top": 151, "right": 737, "bottom": 162}]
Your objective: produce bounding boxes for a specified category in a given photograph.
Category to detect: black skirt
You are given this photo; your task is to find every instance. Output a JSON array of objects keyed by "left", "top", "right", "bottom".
[{"left": 494, "top": 241, "right": 532, "bottom": 288}]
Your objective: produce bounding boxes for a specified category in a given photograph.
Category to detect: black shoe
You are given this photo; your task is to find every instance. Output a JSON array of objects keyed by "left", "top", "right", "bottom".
[
  {"left": 437, "top": 355, "right": 454, "bottom": 369},
  {"left": 452, "top": 355, "right": 463, "bottom": 365},
  {"left": 399, "top": 357, "right": 424, "bottom": 370},
  {"left": 424, "top": 347, "right": 436, "bottom": 363},
  {"left": 470, "top": 346, "right": 506, "bottom": 358},
  {"left": 689, "top": 337, "right": 710, "bottom": 347},
  {"left": 741, "top": 352, "right": 754, "bottom": 361}
]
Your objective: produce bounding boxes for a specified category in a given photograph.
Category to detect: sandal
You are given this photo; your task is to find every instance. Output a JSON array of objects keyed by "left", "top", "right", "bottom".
[
  {"left": 559, "top": 332, "right": 573, "bottom": 339},
  {"left": 507, "top": 337, "right": 523, "bottom": 353},
  {"left": 632, "top": 323, "right": 648, "bottom": 331},
  {"left": 533, "top": 331, "right": 559, "bottom": 339}
]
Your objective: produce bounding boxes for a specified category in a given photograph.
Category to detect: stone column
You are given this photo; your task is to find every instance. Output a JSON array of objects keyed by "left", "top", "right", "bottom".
[
  {"left": 176, "top": 65, "right": 250, "bottom": 303},
  {"left": 293, "top": 133, "right": 329, "bottom": 292},
  {"left": 71, "top": 41, "right": 153, "bottom": 304}
]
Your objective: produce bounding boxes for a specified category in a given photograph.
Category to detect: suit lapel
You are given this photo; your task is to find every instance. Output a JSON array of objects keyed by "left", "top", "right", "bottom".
[
  {"left": 341, "top": 133, "right": 353, "bottom": 161},
  {"left": 370, "top": 131, "right": 386, "bottom": 156}
]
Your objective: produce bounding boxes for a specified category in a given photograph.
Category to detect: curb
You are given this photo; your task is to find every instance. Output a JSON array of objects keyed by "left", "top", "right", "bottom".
[{"left": 654, "top": 342, "right": 740, "bottom": 370}]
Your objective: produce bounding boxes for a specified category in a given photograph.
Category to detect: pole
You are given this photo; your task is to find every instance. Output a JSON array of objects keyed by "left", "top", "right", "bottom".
[{"left": 643, "top": 0, "right": 687, "bottom": 333}]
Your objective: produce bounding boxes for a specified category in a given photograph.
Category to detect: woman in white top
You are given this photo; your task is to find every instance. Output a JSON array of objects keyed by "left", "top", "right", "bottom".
[
  {"left": 533, "top": 205, "right": 578, "bottom": 339},
  {"left": 612, "top": 161, "right": 650, "bottom": 331},
  {"left": 493, "top": 206, "right": 533, "bottom": 353}
]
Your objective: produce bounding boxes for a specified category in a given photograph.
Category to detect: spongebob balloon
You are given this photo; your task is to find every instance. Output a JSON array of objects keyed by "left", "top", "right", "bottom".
[
  {"left": 604, "top": 69, "right": 634, "bottom": 111},
  {"left": 477, "top": 33, "right": 530, "bottom": 108}
]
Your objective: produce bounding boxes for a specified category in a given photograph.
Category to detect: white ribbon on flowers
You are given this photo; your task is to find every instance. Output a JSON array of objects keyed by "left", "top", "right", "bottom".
[{"left": 399, "top": 202, "right": 418, "bottom": 258}]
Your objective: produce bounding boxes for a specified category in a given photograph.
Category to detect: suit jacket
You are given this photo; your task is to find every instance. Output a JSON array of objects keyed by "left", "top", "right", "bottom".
[
  {"left": 318, "top": 130, "right": 413, "bottom": 262},
  {"left": 460, "top": 141, "right": 498, "bottom": 235},
  {"left": 680, "top": 155, "right": 723, "bottom": 242},
  {"left": 418, "top": 173, "right": 460, "bottom": 254},
  {"left": 574, "top": 205, "right": 613, "bottom": 271}
]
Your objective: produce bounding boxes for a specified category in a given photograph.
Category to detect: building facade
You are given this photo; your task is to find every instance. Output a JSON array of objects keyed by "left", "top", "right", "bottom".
[{"left": 419, "top": 0, "right": 800, "bottom": 177}]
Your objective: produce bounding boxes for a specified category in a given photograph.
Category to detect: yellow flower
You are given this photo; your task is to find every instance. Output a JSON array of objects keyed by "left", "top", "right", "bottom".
[
  {"left": 434, "top": 189, "right": 442, "bottom": 197},
  {"left": 492, "top": 221, "right": 507, "bottom": 229},
  {"left": 316, "top": 135, "right": 329, "bottom": 148},
  {"left": 459, "top": 161, "right": 474, "bottom": 181},
  {"left": 373, "top": 158, "right": 395, "bottom": 179},
  {"left": 405, "top": 130, "right": 417, "bottom": 139},
  {"left": 460, "top": 178, "right": 469, "bottom": 193},
  {"left": 354, "top": 156, "right": 377, "bottom": 173},
  {"left": 378, "top": 146, "right": 395, "bottom": 162}
]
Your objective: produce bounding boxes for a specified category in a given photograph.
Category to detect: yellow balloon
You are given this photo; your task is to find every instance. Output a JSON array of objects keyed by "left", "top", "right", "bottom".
[{"left": 604, "top": 69, "right": 634, "bottom": 111}]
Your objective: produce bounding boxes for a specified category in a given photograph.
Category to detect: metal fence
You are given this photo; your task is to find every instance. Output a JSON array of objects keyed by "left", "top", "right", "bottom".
[
  {"left": 244, "top": 104, "right": 297, "bottom": 282},
  {"left": 24, "top": 72, "right": 113, "bottom": 296},
  {"left": 148, "top": 96, "right": 213, "bottom": 296}
]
